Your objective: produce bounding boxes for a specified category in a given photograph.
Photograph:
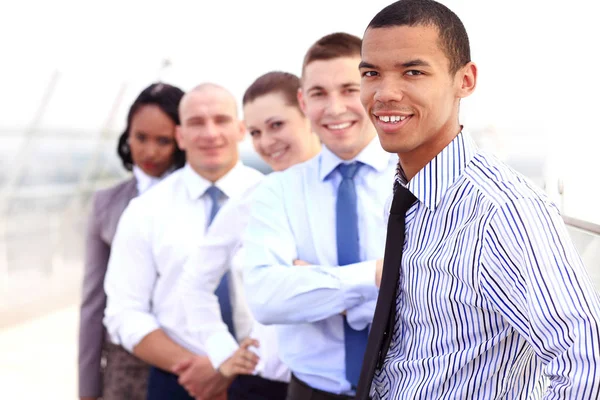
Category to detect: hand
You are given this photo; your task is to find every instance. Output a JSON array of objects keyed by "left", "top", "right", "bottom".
[
  {"left": 195, "top": 391, "right": 227, "bottom": 400},
  {"left": 218, "top": 337, "right": 260, "bottom": 378},
  {"left": 192, "top": 371, "right": 231, "bottom": 400},
  {"left": 173, "top": 355, "right": 227, "bottom": 399},
  {"left": 293, "top": 259, "right": 310, "bottom": 266},
  {"left": 375, "top": 258, "right": 384, "bottom": 287}
]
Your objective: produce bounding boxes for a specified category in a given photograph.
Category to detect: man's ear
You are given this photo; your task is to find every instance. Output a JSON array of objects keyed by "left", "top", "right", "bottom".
[
  {"left": 298, "top": 88, "right": 308, "bottom": 115},
  {"left": 457, "top": 62, "right": 477, "bottom": 99},
  {"left": 237, "top": 120, "right": 246, "bottom": 142}
]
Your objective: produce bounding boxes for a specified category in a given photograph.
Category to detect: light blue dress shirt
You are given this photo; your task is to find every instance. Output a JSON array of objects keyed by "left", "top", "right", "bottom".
[{"left": 243, "top": 138, "right": 397, "bottom": 395}]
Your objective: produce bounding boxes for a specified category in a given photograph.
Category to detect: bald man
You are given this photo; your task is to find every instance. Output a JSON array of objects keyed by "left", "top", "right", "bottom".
[{"left": 104, "top": 83, "right": 264, "bottom": 399}]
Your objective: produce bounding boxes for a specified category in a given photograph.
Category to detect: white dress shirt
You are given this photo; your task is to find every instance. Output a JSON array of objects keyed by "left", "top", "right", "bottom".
[
  {"left": 243, "top": 138, "right": 398, "bottom": 395},
  {"left": 103, "top": 162, "right": 263, "bottom": 356},
  {"left": 132, "top": 165, "right": 163, "bottom": 195},
  {"left": 178, "top": 181, "right": 290, "bottom": 382}
]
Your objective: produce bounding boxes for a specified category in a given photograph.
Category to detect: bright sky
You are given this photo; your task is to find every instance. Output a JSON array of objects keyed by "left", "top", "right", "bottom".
[{"left": 1, "top": 0, "right": 599, "bottom": 223}]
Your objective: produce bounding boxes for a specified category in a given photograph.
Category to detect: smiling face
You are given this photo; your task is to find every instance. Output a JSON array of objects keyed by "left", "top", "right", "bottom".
[
  {"left": 299, "top": 56, "right": 375, "bottom": 160},
  {"left": 360, "top": 24, "right": 476, "bottom": 177},
  {"left": 244, "top": 92, "right": 318, "bottom": 171},
  {"left": 176, "top": 86, "right": 245, "bottom": 181}
]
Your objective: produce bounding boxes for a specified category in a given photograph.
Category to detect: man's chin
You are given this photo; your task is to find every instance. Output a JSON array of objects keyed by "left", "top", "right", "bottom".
[{"left": 377, "top": 137, "right": 408, "bottom": 155}]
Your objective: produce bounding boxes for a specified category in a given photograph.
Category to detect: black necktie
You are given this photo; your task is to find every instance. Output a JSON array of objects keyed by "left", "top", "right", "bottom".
[{"left": 355, "top": 183, "right": 416, "bottom": 400}]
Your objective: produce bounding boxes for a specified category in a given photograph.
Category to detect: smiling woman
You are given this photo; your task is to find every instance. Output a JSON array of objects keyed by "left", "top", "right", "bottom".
[{"left": 243, "top": 71, "right": 321, "bottom": 171}]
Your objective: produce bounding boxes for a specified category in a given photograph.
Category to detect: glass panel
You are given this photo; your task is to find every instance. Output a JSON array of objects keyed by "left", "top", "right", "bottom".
[
  {"left": 0, "top": 135, "right": 25, "bottom": 187},
  {"left": 39, "top": 73, "right": 124, "bottom": 137},
  {"left": 87, "top": 138, "right": 130, "bottom": 182},
  {"left": 16, "top": 138, "right": 96, "bottom": 187},
  {"left": 0, "top": 70, "right": 57, "bottom": 131}
]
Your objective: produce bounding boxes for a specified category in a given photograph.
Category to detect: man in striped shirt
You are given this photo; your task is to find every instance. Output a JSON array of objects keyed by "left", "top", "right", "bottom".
[{"left": 356, "top": 0, "right": 600, "bottom": 399}]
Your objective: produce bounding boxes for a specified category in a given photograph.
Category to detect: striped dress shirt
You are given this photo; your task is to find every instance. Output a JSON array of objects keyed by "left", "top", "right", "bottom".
[{"left": 372, "top": 132, "right": 600, "bottom": 399}]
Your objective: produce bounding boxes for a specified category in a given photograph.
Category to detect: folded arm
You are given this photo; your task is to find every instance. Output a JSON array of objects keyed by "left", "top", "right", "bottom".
[{"left": 243, "top": 177, "right": 379, "bottom": 325}]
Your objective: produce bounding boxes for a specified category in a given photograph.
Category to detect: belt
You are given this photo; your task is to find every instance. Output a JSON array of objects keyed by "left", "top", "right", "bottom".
[{"left": 288, "top": 374, "right": 354, "bottom": 400}]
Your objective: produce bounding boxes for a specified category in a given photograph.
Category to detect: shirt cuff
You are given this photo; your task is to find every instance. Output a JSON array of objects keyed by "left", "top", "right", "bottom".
[
  {"left": 335, "top": 260, "right": 379, "bottom": 310},
  {"left": 205, "top": 331, "right": 239, "bottom": 369},
  {"left": 114, "top": 314, "right": 161, "bottom": 354},
  {"left": 346, "top": 299, "right": 377, "bottom": 330}
]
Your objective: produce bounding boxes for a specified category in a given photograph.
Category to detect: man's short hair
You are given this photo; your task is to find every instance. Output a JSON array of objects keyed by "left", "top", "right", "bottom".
[
  {"left": 367, "top": 0, "right": 470, "bottom": 74},
  {"left": 302, "top": 32, "right": 362, "bottom": 75},
  {"left": 242, "top": 71, "right": 301, "bottom": 109}
]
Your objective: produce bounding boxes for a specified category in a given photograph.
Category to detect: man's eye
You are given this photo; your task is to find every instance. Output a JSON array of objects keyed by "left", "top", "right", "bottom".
[
  {"left": 249, "top": 130, "right": 260, "bottom": 137},
  {"left": 362, "top": 71, "right": 379, "bottom": 77},
  {"left": 406, "top": 70, "right": 423, "bottom": 76}
]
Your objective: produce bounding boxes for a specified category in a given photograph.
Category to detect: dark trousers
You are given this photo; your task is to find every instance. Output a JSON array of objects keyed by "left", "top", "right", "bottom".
[
  {"left": 147, "top": 367, "right": 288, "bottom": 400},
  {"left": 147, "top": 367, "right": 194, "bottom": 400},
  {"left": 229, "top": 375, "right": 288, "bottom": 400},
  {"left": 286, "top": 375, "right": 354, "bottom": 400}
]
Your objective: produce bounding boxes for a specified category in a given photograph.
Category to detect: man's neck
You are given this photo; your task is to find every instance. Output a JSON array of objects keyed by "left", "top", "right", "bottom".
[
  {"left": 189, "top": 160, "right": 238, "bottom": 184},
  {"left": 329, "top": 133, "right": 375, "bottom": 161},
  {"left": 398, "top": 125, "right": 461, "bottom": 181}
]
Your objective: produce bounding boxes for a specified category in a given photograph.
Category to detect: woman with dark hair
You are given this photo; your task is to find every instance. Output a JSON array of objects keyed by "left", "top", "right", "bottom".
[{"left": 78, "top": 82, "right": 185, "bottom": 400}]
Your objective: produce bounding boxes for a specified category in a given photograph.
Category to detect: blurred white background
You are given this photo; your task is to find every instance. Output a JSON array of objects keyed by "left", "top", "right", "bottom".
[{"left": 0, "top": 0, "right": 599, "bottom": 398}]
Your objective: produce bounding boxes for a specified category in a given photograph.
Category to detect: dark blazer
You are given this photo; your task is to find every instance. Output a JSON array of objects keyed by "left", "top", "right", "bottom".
[{"left": 78, "top": 178, "right": 137, "bottom": 398}]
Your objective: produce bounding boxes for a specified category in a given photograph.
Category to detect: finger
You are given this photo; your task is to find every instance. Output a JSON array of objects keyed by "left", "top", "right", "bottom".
[
  {"left": 184, "top": 384, "right": 197, "bottom": 397},
  {"left": 231, "top": 364, "right": 255, "bottom": 375},
  {"left": 172, "top": 358, "right": 193, "bottom": 374},
  {"left": 234, "top": 357, "right": 259, "bottom": 372},
  {"left": 293, "top": 259, "right": 310, "bottom": 266},
  {"left": 241, "top": 350, "right": 260, "bottom": 364},
  {"left": 178, "top": 373, "right": 189, "bottom": 387},
  {"left": 240, "top": 338, "right": 260, "bottom": 349}
]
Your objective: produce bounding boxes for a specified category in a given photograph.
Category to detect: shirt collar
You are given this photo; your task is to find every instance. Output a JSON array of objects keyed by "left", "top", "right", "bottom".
[
  {"left": 397, "top": 131, "right": 478, "bottom": 211},
  {"left": 319, "top": 136, "right": 393, "bottom": 181},
  {"left": 133, "top": 165, "right": 163, "bottom": 195},
  {"left": 182, "top": 162, "right": 248, "bottom": 200}
]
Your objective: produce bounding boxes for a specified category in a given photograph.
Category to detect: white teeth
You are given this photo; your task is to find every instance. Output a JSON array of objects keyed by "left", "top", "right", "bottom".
[
  {"left": 328, "top": 122, "right": 352, "bottom": 130},
  {"left": 270, "top": 150, "right": 285, "bottom": 159},
  {"left": 378, "top": 115, "right": 407, "bottom": 123}
]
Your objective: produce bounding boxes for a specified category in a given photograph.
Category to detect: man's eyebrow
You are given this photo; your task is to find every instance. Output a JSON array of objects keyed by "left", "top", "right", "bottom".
[
  {"left": 358, "top": 59, "right": 432, "bottom": 69},
  {"left": 358, "top": 61, "right": 377, "bottom": 69},
  {"left": 306, "top": 85, "right": 325, "bottom": 92},
  {"left": 396, "top": 59, "right": 431, "bottom": 69}
]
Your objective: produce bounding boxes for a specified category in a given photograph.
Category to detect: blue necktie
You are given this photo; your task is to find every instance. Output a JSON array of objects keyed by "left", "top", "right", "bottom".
[
  {"left": 205, "top": 185, "right": 236, "bottom": 338},
  {"left": 336, "top": 162, "right": 369, "bottom": 387}
]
